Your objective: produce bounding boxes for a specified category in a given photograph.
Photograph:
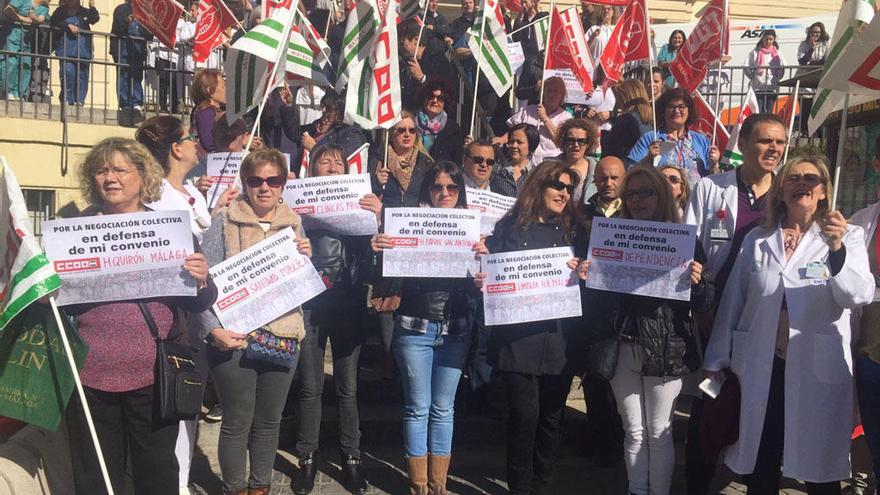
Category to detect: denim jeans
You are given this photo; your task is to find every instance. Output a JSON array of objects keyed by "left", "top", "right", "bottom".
[
  {"left": 116, "top": 51, "right": 144, "bottom": 109},
  {"left": 61, "top": 59, "right": 89, "bottom": 105},
  {"left": 393, "top": 319, "right": 470, "bottom": 457},
  {"left": 856, "top": 354, "right": 880, "bottom": 482}
]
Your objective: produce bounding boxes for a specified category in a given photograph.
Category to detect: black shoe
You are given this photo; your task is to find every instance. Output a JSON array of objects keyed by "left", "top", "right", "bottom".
[
  {"left": 341, "top": 454, "right": 367, "bottom": 494},
  {"left": 293, "top": 452, "right": 317, "bottom": 495},
  {"left": 204, "top": 403, "right": 222, "bottom": 422}
]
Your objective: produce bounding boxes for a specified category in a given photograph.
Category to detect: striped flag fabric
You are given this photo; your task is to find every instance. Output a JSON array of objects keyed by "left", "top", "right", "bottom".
[
  {"left": 262, "top": 0, "right": 293, "bottom": 23},
  {"left": 286, "top": 28, "right": 332, "bottom": 87},
  {"left": 720, "top": 88, "right": 759, "bottom": 170},
  {"left": 347, "top": 143, "right": 370, "bottom": 174},
  {"left": 467, "top": 0, "right": 514, "bottom": 97},
  {"left": 398, "top": 0, "right": 425, "bottom": 20},
  {"left": 336, "top": 1, "right": 381, "bottom": 92},
  {"left": 293, "top": 8, "right": 333, "bottom": 68},
  {"left": 534, "top": 15, "right": 549, "bottom": 51}
]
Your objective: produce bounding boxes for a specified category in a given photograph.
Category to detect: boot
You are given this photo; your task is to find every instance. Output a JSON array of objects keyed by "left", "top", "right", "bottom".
[
  {"left": 292, "top": 451, "right": 317, "bottom": 494},
  {"left": 247, "top": 488, "right": 270, "bottom": 495},
  {"left": 341, "top": 454, "right": 368, "bottom": 494},
  {"left": 405, "top": 455, "right": 429, "bottom": 495},
  {"left": 427, "top": 454, "right": 451, "bottom": 495}
]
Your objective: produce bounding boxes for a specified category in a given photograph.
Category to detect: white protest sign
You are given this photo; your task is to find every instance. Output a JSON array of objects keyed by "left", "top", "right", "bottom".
[
  {"left": 544, "top": 68, "right": 590, "bottom": 105},
  {"left": 482, "top": 247, "right": 581, "bottom": 326},
  {"left": 586, "top": 217, "right": 696, "bottom": 301},
  {"left": 466, "top": 187, "right": 516, "bottom": 236},
  {"left": 382, "top": 207, "right": 480, "bottom": 278},
  {"left": 282, "top": 174, "right": 378, "bottom": 236},
  {"left": 210, "top": 227, "right": 326, "bottom": 335},
  {"left": 43, "top": 210, "right": 196, "bottom": 305},
  {"left": 206, "top": 151, "right": 291, "bottom": 208},
  {"left": 507, "top": 41, "right": 525, "bottom": 75}
]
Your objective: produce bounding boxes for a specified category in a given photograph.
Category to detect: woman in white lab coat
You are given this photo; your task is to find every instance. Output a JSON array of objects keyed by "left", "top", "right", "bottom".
[{"left": 702, "top": 155, "right": 874, "bottom": 494}]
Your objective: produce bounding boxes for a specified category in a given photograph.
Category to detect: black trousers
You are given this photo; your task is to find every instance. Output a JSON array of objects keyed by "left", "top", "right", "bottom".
[
  {"left": 685, "top": 396, "right": 718, "bottom": 495},
  {"left": 582, "top": 376, "right": 623, "bottom": 455},
  {"left": 155, "top": 58, "right": 179, "bottom": 113},
  {"left": 744, "top": 357, "right": 841, "bottom": 495},
  {"left": 66, "top": 385, "right": 180, "bottom": 495},
  {"left": 503, "top": 371, "right": 573, "bottom": 495}
]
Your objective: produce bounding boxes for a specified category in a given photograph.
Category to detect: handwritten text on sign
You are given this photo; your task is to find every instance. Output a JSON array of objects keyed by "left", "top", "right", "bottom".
[
  {"left": 206, "top": 151, "right": 290, "bottom": 208},
  {"left": 586, "top": 217, "right": 696, "bottom": 301},
  {"left": 466, "top": 188, "right": 516, "bottom": 236},
  {"left": 282, "top": 174, "right": 378, "bottom": 236},
  {"left": 42, "top": 210, "right": 196, "bottom": 305},
  {"left": 482, "top": 247, "right": 581, "bottom": 326},
  {"left": 382, "top": 207, "right": 480, "bottom": 278},
  {"left": 210, "top": 228, "right": 325, "bottom": 335}
]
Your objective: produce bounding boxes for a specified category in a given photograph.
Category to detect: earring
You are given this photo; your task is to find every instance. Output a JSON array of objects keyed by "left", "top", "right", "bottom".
[{"left": 278, "top": 197, "right": 283, "bottom": 204}]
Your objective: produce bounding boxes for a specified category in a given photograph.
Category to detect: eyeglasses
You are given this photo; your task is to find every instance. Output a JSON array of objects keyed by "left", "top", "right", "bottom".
[
  {"left": 563, "top": 137, "right": 590, "bottom": 147},
  {"left": 623, "top": 188, "right": 656, "bottom": 201},
  {"left": 810, "top": 30, "right": 822, "bottom": 34},
  {"left": 784, "top": 173, "right": 823, "bottom": 186},
  {"left": 176, "top": 131, "right": 198, "bottom": 144},
  {"left": 395, "top": 127, "right": 418, "bottom": 134},
  {"left": 468, "top": 155, "right": 495, "bottom": 167},
  {"left": 430, "top": 183, "right": 461, "bottom": 194},
  {"left": 245, "top": 176, "right": 285, "bottom": 188},
  {"left": 667, "top": 104, "right": 688, "bottom": 113},
  {"left": 662, "top": 174, "right": 682, "bottom": 185},
  {"left": 546, "top": 180, "right": 575, "bottom": 195},
  {"left": 94, "top": 167, "right": 136, "bottom": 179}
]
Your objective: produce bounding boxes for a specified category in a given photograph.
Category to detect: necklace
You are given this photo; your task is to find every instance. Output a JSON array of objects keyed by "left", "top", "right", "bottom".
[{"left": 782, "top": 228, "right": 804, "bottom": 257}]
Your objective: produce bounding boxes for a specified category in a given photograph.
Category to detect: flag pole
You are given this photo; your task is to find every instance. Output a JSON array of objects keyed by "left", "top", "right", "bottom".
[
  {"left": 415, "top": 4, "right": 430, "bottom": 51},
  {"left": 711, "top": 0, "right": 727, "bottom": 147},
  {"left": 469, "top": 0, "right": 489, "bottom": 138},
  {"left": 507, "top": 5, "right": 573, "bottom": 37},
  {"left": 644, "top": 1, "right": 656, "bottom": 136},
  {"left": 830, "top": 92, "right": 849, "bottom": 212},
  {"left": 782, "top": 79, "right": 800, "bottom": 164},
  {"left": 383, "top": 129, "right": 390, "bottom": 170},
  {"left": 49, "top": 297, "right": 115, "bottom": 495},
  {"left": 217, "top": 0, "right": 246, "bottom": 32},
  {"left": 538, "top": 0, "right": 555, "bottom": 107}
]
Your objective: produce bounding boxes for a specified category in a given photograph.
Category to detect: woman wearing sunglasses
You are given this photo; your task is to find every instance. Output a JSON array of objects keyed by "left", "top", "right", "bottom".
[
  {"left": 475, "top": 161, "right": 589, "bottom": 495},
  {"left": 703, "top": 156, "right": 873, "bottom": 494},
  {"left": 584, "top": 165, "right": 712, "bottom": 495},
  {"left": 658, "top": 165, "right": 690, "bottom": 220},
  {"left": 416, "top": 78, "right": 464, "bottom": 165},
  {"left": 195, "top": 149, "right": 312, "bottom": 495},
  {"left": 370, "top": 161, "right": 479, "bottom": 494},
  {"left": 554, "top": 118, "right": 599, "bottom": 204}
]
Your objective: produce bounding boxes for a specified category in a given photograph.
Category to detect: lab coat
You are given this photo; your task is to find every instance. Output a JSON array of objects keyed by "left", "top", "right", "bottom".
[
  {"left": 703, "top": 221, "right": 874, "bottom": 482},
  {"left": 848, "top": 202, "right": 880, "bottom": 334},
  {"left": 685, "top": 169, "right": 738, "bottom": 276}
]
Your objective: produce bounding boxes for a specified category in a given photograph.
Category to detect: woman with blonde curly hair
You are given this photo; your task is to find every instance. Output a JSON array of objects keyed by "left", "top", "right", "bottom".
[{"left": 65, "top": 137, "right": 215, "bottom": 495}]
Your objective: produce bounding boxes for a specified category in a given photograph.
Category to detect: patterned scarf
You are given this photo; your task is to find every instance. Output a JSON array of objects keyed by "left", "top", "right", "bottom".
[
  {"left": 387, "top": 148, "right": 418, "bottom": 191},
  {"left": 417, "top": 110, "right": 447, "bottom": 152}
]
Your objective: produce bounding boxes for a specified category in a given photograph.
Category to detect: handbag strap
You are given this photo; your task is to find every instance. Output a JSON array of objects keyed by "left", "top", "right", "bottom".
[{"left": 137, "top": 302, "right": 162, "bottom": 343}]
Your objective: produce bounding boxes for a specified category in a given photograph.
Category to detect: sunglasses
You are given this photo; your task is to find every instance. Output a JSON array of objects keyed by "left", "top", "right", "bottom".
[
  {"left": 430, "top": 183, "right": 461, "bottom": 194},
  {"left": 784, "top": 173, "right": 823, "bottom": 185},
  {"left": 427, "top": 93, "right": 447, "bottom": 102},
  {"left": 663, "top": 174, "right": 682, "bottom": 185},
  {"left": 176, "top": 131, "right": 198, "bottom": 144},
  {"left": 623, "top": 188, "right": 656, "bottom": 201},
  {"left": 546, "top": 180, "right": 575, "bottom": 195},
  {"left": 246, "top": 176, "right": 285, "bottom": 188},
  {"left": 563, "top": 137, "right": 590, "bottom": 146},
  {"left": 468, "top": 155, "right": 495, "bottom": 167},
  {"left": 395, "top": 127, "right": 417, "bottom": 135}
]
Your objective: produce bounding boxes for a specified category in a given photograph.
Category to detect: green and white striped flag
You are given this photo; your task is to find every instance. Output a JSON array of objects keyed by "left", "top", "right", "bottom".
[
  {"left": 287, "top": 28, "right": 331, "bottom": 87},
  {"left": 534, "top": 15, "right": 549, "bottom": 51},
  {"left": 0, "top": 157, "right": 61, "bottom": 332},
  {"left": 398, "top": 0, "right": 425, "bottom": 20},
  {"left": 807, "top": 0, "right": 877, "bottom": 136},
  {"left": 467, "top": 0, "right": 513, "bottom": 97},
  {"left": 293, "top": 8, "right": 333, "bottom": 68},
  {"left": 720, "top": 88, "right": 759, "bottom": 169},
  {"left": 224, "top": 7, "right": 297, "bottom": 124},
  {"left": 336, "top": 1, "right": 381, "bottom": 92}
]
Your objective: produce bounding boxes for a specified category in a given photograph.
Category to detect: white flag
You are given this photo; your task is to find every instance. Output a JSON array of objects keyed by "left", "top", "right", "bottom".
[{"left": 720, "top": 89, "right": 759, "bottom": 170}]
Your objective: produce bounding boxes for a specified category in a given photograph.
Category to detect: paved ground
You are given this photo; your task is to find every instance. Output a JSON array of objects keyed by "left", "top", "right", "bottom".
[{"left": 185, "top": 340, "right": 868, "bottom": 494}]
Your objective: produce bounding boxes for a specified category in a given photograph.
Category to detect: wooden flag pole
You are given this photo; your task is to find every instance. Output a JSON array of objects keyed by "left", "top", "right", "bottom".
[
  {"left": 50, "top": 297, "right": 115, "bottom": 495},
  {"left": 468, "top": 0, "right": 490, "bottom": 138},
  {"left": 782, "top": 79, "right": 800, "bottom": 164},
  {"left": 415, "top": 4, "right": 430, "bottom": 50},
  {"left": 830, "top": 92, "right": 849, "bottom": 212}
]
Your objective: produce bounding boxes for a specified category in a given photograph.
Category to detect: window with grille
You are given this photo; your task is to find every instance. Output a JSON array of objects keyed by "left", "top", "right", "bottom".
[{"left": 21, "top": 189, "right": 55, "bottom": 240}]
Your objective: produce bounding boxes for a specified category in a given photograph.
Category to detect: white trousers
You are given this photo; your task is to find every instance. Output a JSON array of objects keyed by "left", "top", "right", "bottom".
[
  {"left": 609, "top": 342, "right": 683, "bottom": 495},
  {"left": 175, "top": 419, "right": 197, "bottom": 491}
]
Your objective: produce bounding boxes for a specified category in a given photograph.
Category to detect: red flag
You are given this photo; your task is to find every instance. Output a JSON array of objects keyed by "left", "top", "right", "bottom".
[
  {"left": 598, "top": 0, "right": 649, "bottom": 82},
  {"left": 775, "top": 95, "right": 799, "bottom": 128},
  {"left": 669, "top": 0, "right": 728, "bottom": 93},
  {"left": 693, "top": 92, "right": 729, "bottom": 152},
  {"left": 545, "top": 6, "right": 593, "bottom": 93},
  {"left": 193, "top": 0, "right": 237, "bottom": 63},
  {"left": 262, "top": 0, "right": 293, "bottom": 22},
  {"left": 586, "top": 0, "right": 631, "bottom": 5},
  {"left": 132, "top": 0, "right": 183, "bottom": 49},
  {"left": 504, "top": 0, "right": 522, "bottom": 14}
]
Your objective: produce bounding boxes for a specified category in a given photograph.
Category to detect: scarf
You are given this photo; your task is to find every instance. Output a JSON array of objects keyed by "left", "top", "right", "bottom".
[
  {"left": 756, "top": 46, "right": 778, "bottom": 77},
  {"left": 223, "top": 197, "right": 305, "bottom": 340},
  {"left": 387, "top": 148, "right": 418, "bottom": 192},
  {"left": 417, "top": 110, "right": 447, "bottom": 152}
]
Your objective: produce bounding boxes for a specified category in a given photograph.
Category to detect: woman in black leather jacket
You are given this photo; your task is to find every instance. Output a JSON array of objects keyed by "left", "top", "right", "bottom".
[
  {"left": 370, "top": 161, "right": 480, "bottom": 495},
  {"left": 585, "top": 165, "right": 713, "bottom": 495},
  {"left": 476, "top": 160, "right": 590, "bottom": 495}
]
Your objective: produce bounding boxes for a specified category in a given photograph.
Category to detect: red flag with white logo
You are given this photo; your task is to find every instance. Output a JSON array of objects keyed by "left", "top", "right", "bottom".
[
  {"left": 132, "top": 0, "right": 183, "bottom": 49},
  {"left": 347, "top": 143, "right": 370, "bottom": 174},
  {"left": 194, "top": 0, "right": 238, "bottom": 63},
  {"left": 693, "top": 92, "right": 729, "bottom": 153},
  {"left": 598, "top": 0, "right": 649, "bottom": 82},
  {"left": 669, "top": 0, "right": 728, "bottom": 93},
  {"left": 545, "top": 6, "right": 593, "bottom": 93}
]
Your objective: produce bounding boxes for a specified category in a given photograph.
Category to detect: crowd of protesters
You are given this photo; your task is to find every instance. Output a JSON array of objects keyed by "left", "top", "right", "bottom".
[{"left": 12, "top": 1, "right": 879, "bottom": 495}]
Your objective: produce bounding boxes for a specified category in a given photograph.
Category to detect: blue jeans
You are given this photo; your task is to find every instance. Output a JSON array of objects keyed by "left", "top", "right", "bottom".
[
  {"left": 856, "top": 355, "right": 880, "bottom": 482},
  {"left": 61, "top": 59, "right": 89, "bottom": 105},
  {"left": 393, "top": 320, "right": 470, "bottom": 457},
  {"left": 117, "top": 51, "right": 144, "bottom": 109}
]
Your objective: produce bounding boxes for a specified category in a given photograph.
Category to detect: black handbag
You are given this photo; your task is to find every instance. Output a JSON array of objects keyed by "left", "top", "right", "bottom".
[
  {"left": 583, "top": 338, "right": 620, "bottom": 381},
  {"left": 138, "top": 302, "right": 204, "bottom": 421}
]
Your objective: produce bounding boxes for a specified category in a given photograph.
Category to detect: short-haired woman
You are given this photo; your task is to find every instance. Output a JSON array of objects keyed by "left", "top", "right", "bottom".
[
  {"left": 195, "top": 149, "right": 312, "bottom": 495},
  {"left": 493, "top": 122, "right": 539, "bottom": 197},
  {"left": 555, "top": 118, "right": 599, "bottom": 203},
  {"left": 370, "top": 161, "right": 479, "bottom": 494},
  {"left": 703, "top": 156, "right": 874, "bottom": 494},
  {"left": 65, "top": 137, "right": 214, "bottom": 495}
]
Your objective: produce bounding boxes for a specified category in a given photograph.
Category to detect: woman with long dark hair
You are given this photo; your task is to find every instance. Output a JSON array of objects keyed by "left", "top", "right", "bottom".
[{"left": 746, "top": 29, "right": 787, "bottom": 113}]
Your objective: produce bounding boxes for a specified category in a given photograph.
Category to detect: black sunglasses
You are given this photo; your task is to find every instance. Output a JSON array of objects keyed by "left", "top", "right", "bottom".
[
  {"left": 246, "top": 176, "right": 285, "bottom": 188},
  {"left": 395, "top": 127, "right": 417, "bottom": 134},
  {"left": 563, "top": 137, "right": 590, "bottom": 146},
  {"left": 623, "top": 188, "right": 656, "bottom": 201},
  {"left": 546, "top": 180, "right": 575, "bottom": 195},
  {"left": 468, "top": 155, "right": 496, "bottom": 167},
  {"left": 430, "top": 183, "right": 461, "bottom": 194}
]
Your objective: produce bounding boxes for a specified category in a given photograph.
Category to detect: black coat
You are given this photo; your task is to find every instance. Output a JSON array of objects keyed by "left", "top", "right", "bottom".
[
  {"left": 486, "top": 216, "right": 588, "bottom": 376},
  {"left": 305, "top": 230, "right": 373, "bottom": 312},
  {"left": 601, "top": 111, "right": 652, "bottom": 160},
  {"left": 427, "top": 120, "right": 465, "bottom": 165},
  {"left": 379, "top": 151, "right": 435, "bottom": 208}
]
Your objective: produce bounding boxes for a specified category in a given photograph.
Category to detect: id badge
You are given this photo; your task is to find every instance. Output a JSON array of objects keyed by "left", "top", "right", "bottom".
[
  {"left": 710, "top": 227, "right": 730, "bottom": 240},
  {"left": 805, "top": 261, "right": 827, "bottom": 279}
]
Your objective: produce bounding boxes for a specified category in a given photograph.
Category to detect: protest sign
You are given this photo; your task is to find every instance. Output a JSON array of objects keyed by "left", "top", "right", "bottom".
[
  {"left": 210, "top": 227, "right": 325, "bottom": 335},
  {"left": 586, "top": 217, "right": 696, "bottom": 301},
  {"left": 482, "top": 247, "right": 581, "bottom": 326},
  {"left": 205, "top": 151, "right": 290, "bottom": 208},
  {"left": 382, "top": 208, "right": 480, "bottom": 278},
  {"left": 283, "top": 174, "right": 378, "bottom": 236},
  {"left": 507, "top": 41, "right": 525, "bottom": 75},
  {"left": 43, "top": 211, "right": 196, "bottom": 306},
  {"left": 466, "top": 188, "right": 516, "bottom": 236}
]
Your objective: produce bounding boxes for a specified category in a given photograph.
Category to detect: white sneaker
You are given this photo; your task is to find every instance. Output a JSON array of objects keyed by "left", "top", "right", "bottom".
[
  {"left": 7, "top": 95, "right": 20, "bottom": 101},
  {"left": 133, "top": 105, "right": 143, "bottom": 112}
]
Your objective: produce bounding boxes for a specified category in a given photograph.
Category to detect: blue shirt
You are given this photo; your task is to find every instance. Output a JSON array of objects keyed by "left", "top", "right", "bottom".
[{"left": 627, "top": 129, "right": 712, "bottom": 186}]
